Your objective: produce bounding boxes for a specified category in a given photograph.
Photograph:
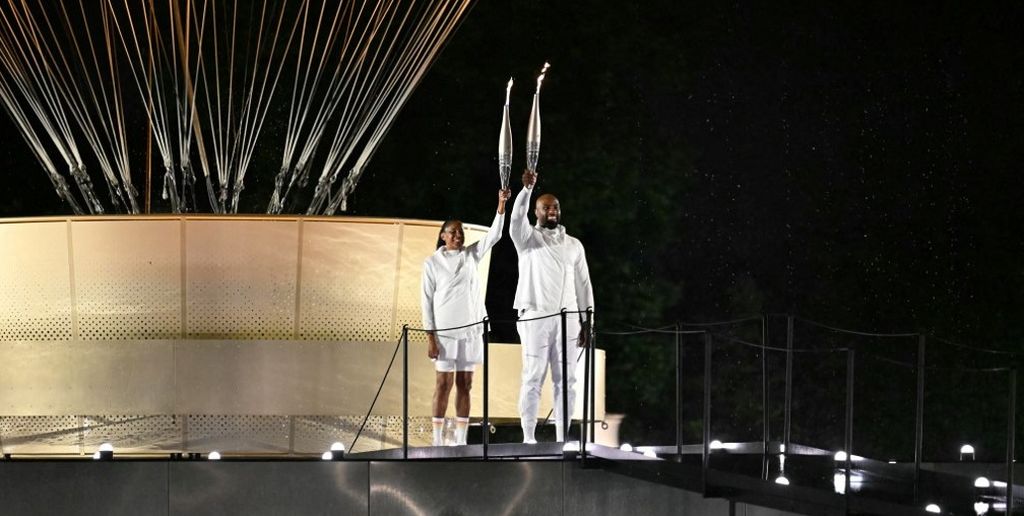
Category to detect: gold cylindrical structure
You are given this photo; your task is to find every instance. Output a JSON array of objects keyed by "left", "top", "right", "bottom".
[{"left": 0, "top": 215, "right": 605, "bottom": 455}]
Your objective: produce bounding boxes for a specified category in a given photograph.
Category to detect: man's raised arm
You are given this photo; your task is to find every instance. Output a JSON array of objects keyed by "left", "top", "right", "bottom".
[{"left": 509, "top": 169, "right": 536, "bottom": 249}]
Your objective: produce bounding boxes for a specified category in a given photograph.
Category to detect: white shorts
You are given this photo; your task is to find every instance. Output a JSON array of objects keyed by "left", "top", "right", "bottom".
[
  {"left": 433, "top": 335, "right": 480, "bottom": 372},
  {"left": 434, "top": 357, "right": 476, "bottom": 373}
]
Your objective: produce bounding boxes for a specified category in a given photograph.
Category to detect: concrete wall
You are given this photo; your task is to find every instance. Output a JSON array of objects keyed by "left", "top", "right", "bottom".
[{"left": 0, "top": 460, "right": 800, "bottom": 515}]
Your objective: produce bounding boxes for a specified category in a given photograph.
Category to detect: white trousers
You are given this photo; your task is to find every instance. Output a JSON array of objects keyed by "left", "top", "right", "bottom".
[{"left": 517, "top": 311, "right": 581, "bottom": 429}]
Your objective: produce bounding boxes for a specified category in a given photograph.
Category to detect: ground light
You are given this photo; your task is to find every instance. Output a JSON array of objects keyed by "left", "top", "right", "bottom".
[
  {"left": 960, "top": 444, "right": 976, "bottom": 461},
  {"left": 925, "top": 503, "right": 941, "bottom": 513},
  {"left": 324, "top": 442, "right": 345, "bottom": 461},
  {"left": 207, "top": 451, "right": 221, "bottom": 460},
  {"left": 833, "top": 451, "right": 864, "bottom": 462},
  {"left": 95, "top": 443, "right": 114, "bottom": 461}
]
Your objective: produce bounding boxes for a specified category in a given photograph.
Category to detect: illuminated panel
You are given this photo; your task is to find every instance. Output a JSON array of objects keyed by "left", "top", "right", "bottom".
[
  {"left": 72, "top": 220, "right": 182, "bottom": 340},
  {"left": 185, "top": 219, "right": 299, "bottom": 339},
  {"left": 299, "top": 221, "right": 399, "bottom": 341},
  {"left": 0, "top": 221, "right": 72, "bottom": 341}
]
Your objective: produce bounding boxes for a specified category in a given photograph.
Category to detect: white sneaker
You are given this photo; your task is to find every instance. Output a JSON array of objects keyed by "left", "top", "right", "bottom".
[{"left": 523, "top": 438, "right": 538, "bottom": 445}]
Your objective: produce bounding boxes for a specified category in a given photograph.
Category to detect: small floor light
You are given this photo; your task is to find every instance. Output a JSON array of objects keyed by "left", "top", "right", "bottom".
[
  {"left": 97, "top": 443, "right": 114, "bottom": 461},
  {"left": 326, "top": 442, "right": 345, "bottom": 461},
  {"left": 774, "top": 476, "right": 790, "bottom": 486},
  {"left": 974, "top": 477, "right": 991, "bottom": 488},
  {"left": 973, "top": 501, "right": 990, "bottom": 515},
  {"left": 960, "top": 444, "right": 975, "bottom": 461},
  {"left": 207, "top": 451, "right": 221, "bottom": 460},
  {"left": 619, "top": 443, "right": 633, "bottom": 452},
  {"left": 925, "top": 503, "right": 941, "bottom": 513}
]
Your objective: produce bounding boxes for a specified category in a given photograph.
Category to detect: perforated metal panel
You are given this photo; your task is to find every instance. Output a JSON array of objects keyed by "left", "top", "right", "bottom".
[
  {"left": 72, "top": 220, "right": 182, "bottom": 340},
  {"left": 78, "top": 414, "right": 183, "bottom": 452},
  {"left": 290, "top": 415, "right": 434, "bottom": 453},
  {"left": 0, "top": 415, "right": 185, "bottom": 454},
  {"left": 291, "top": 415, "right": 364, "bottom": 453},
  {"left": 392, "top": 223, "right": 491, "bottom": 343},
  {"left": 185, "top": 220, "right": 298, "bottom": 339},
  {"left": 0, "top": 221, "right": 72, "bottom": 341},
  {"left": 185, "top": 414, "right": 291, "bottom": 452},
  {"left": 394, "top": 224, "right": 441, "bottom": 343},
  {"left": 298, "top": 221, "right": 400, "bottom": 341},
  {"left": 0, "top": 415, "right": 83, "bottom": 454}
]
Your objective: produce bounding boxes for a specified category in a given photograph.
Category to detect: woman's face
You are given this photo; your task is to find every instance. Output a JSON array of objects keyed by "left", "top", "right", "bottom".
[{"left": 440, "top": 221, "right": 464, "bottom": 250}]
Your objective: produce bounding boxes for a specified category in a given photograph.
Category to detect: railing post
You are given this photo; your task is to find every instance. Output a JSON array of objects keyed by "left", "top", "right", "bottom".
[
  {"left": 588, "top": 309, "right": 596, "bottom": 443},
  {"left": 702, "top": 330, "right": 712, "bottom": 495},
  {"left": 1007, "top": 368, "right": 1017, "bottom": 516},
  {"left": 761, "top": 313, "right": 770, "bottom": 480},
  {"left": 561, "top": 309, "right": 570, "bottom": 444},
  {"left": 914, "top": 334, "right": 925, "bottom": 503},
  {"left": 582, "top": 313, "right": 591, "bottom": 465},
  {"left": 482, "top": 318, "right": 490, "bottom": 460},
  {"left": 676, "top": 322, "right": 683, "bottom": 459},
  {"left": 784, "top": 315, "right": 793, "bottom": 456},
  {"left": 402, "top": 325, "right": 409, "bottom": 460},
  {"left": 844, "top": 348, "right": 855, "bottom": 515}
]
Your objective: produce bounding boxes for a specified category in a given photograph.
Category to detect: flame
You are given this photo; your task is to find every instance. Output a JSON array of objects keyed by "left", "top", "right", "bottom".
[
  {"left": 505, "top": 77, "right": 513, "bottom": 105},
  {"left": 535, "top": 62, "right": 550, "bottom": 93}
]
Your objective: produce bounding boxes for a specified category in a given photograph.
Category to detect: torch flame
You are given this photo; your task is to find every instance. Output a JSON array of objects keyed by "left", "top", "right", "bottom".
[
  {"left": 505, "top": 77, "right": 513, "bottom": 105},
  {"left": 535, "top": 62, "right": 550, "bottom": 93}
]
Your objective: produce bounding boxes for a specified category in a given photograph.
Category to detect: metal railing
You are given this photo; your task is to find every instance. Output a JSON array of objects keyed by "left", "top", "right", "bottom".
[
  {"left": 350, "top": 311, "right": 1019, "bottom": 513},
  {"left": 598, "top": 314, "right": 1018, "bottom": 514}
]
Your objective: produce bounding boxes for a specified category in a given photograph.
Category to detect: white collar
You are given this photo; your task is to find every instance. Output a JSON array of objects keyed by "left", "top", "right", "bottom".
[{"left": 535, "top": 224, "right": 566, "bottom": 236}]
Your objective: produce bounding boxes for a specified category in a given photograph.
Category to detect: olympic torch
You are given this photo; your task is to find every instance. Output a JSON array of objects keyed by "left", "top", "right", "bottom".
[
  {"left": 526, "top": 62, "right": 549, "bottom": 174},
  {"left": 498, "top": 78, "right": 513, "bottom": 190}
]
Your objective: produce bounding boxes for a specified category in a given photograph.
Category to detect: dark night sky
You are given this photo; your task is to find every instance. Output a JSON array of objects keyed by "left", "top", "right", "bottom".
[
  {"left": 2, "top": 1, "right": 1022, "bottom": 338},
  {"left": 369, "top": 1, "right": 1024, "bottom": 346},
  {"left": 2, "top": 1, "right": 1023, "bottom": 446}
]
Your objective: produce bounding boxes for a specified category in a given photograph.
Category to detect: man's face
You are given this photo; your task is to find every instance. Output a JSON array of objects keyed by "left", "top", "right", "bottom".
[{"left": 535, "top": 195, "right": 560, "bottom": 229}]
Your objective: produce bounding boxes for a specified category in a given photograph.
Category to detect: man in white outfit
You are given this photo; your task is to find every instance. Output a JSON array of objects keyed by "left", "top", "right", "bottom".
[{"left": 510, "top": 169, "right": 594, "bottom": 444}]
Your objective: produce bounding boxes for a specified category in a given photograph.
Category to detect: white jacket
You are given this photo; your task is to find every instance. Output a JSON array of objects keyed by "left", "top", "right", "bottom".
[
  {"left": 509, "top": 186, "right": 594, "bottom": 317},
  {"left": 421, "top": 212, "right": 504, "bottom": 338}
]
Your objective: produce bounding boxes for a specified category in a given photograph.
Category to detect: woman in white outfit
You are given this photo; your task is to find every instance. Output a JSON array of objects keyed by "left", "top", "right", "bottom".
[{"left": 421, "top": 188, "right": 510, "bottom": 446}]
